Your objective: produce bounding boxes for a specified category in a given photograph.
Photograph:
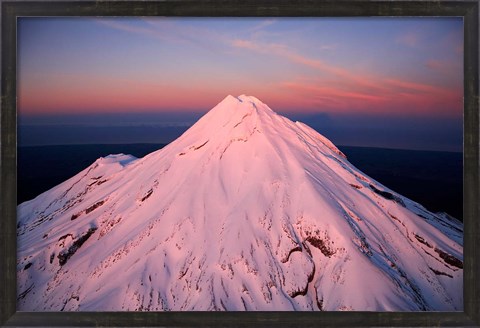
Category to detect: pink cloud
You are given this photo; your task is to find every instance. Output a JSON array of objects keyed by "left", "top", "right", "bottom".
[
  {"left": 441, "top": 29, "right": 463, "bottom": 55},
  {"left": 276, "top": 75, "right": 462, "bottom": 116},
  {"left": 425, "top": 58, "right": 462, "bottom": 80},
  {"left": 383, "top": 78, "right": 457, "bottom": 96},
  {"left": 396, "top": 33, "right": 419, "bottom": 47},
  {"left": 425, "top": 59, "right": 445, "bottom": 71},
  {"left": 279, "top": 80, "right": 386, "bottom": 113},
  {"left": 283, "top": 82, "right": 385, "bottom": 102},
  {"left": 228, "top": 37, "right": 462, "bottom": 116},
  {"left": 230, "top": 38, "right": 392, "bottom": 94}
]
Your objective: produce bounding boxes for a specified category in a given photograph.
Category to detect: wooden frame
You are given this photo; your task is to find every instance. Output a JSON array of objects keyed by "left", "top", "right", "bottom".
[{"left": 1, "top": 1, "right": 479, "bottom": 326}]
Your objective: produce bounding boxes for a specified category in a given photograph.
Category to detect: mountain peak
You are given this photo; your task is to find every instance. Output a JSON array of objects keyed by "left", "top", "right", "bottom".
[
  {"left": 188, "top": 95, "right": 275, "bottom": 138},
  {"left": 216, "top": 94, "right": 274, "bottom": 113},
  {"left": 237, "top": 94, "right": 264, "bottom": 105}
]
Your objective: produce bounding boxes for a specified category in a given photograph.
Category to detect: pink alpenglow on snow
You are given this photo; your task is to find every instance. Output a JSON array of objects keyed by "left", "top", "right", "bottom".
[{"left": 17, "top": 95, "right": 463, "bottom": 311}]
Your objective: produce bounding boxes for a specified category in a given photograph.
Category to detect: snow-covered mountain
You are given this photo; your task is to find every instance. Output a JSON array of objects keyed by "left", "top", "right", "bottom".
[{"left": 17, "top": 95, "right": 463, "bottom": 311}]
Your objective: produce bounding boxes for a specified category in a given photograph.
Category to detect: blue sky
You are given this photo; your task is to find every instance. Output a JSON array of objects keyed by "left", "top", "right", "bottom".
[{"left": 18, "top": 17, "right": 463, "bottom": 151}]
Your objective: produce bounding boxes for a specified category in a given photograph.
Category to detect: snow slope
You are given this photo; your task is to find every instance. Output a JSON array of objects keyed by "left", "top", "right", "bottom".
[{"left": 17, "top": 95, "right": 463, "bottom": 311}]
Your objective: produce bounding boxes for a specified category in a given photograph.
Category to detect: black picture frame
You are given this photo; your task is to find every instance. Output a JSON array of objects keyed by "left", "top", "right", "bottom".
[{"left": 1, "top": 1, "right": 479, "bottom": 327}]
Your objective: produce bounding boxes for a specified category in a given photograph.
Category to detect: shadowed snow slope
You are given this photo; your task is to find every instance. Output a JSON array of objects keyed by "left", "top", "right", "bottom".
[{"left": 17, "top": 95, "right": 463, "bottom": 311}]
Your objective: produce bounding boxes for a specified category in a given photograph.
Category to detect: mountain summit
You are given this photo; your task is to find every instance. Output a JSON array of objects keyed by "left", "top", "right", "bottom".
[{"left": 17, "top": 95, "right": 463, "bottom": 311}]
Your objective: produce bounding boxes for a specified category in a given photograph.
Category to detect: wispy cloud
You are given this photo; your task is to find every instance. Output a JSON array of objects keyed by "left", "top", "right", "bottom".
[
  {"left": 230, "top": 38, "right": 385, "bottom": 93},
  {"left": 97, "top": 18, "right": 230, "bottom": 49},
  {"left": 425, "top": 59, "right": 457, "bottom": 75},
  {"left": 96, "top": 19, "right": 178, "bottom": 43},
  {"left": 95, "top": 18, "right": 461, "bottom": 116},
  {"left": 278, "top": 74, "right": 462, "bottom": 116},
  {"left": 143, "top": 18, "right": 228, "bottom": 44},
  {"left": 319, "top": 44, "right": 338, "bottom": 51},
  {"left": 248, "top": 19, "right": 276, "bottom": 32},
  {"left": 383, "top": 78, "right": 458, "bottom": 96},
  {"left": 396, "top": 32, "right": 419, "bottom": 47},
  {"left": 425, "top": 59, "right": 444, "bottom": 70},
  {"left": 441, "top": 29, "right": 463, "bottom": 55},
  {"left": 230, "top": 38, "right": 339, "bottom": 77}
]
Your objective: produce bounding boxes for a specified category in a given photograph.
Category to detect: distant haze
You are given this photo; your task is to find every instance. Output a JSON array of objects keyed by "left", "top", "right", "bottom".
[
  {"left": 18, "top": 17, "right": 463, "bottom": 152},
  {"left": 18, "top": 110, "right": 462, "bottom": 152}
]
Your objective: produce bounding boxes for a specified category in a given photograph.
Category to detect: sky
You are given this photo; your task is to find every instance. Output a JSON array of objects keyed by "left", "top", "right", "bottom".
[{"left": 17, "top": 17, "right": 463, "bottom": 151}]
